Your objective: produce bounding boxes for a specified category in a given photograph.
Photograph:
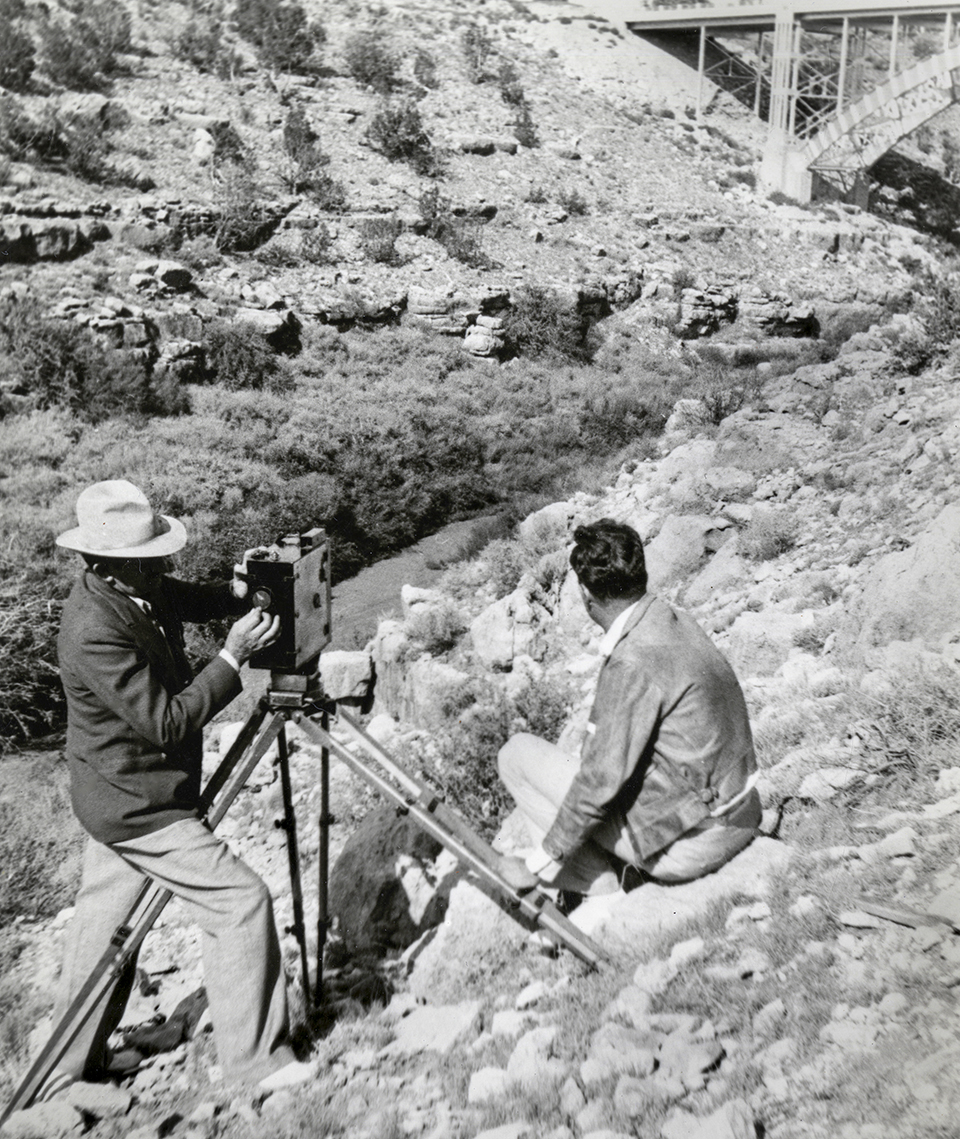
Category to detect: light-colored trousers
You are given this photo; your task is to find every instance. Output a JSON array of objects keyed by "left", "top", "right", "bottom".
[
  {"left": 52, "top": 817, "right": 296, "bottom": 1086},
  {"left": 498, "top": 733, "right": 761, "bottom": 895}
]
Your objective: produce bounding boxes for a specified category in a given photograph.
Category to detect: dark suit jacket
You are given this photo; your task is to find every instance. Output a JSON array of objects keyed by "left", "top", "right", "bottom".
[{"left": 58, "top": 570, "right": 244, "bottom": 844}]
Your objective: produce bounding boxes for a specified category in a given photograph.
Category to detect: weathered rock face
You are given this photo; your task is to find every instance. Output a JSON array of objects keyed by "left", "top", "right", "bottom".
[
  {"left": 841, "top": 501, "right": 960, "bottom": 660},
  {"left": 328, "top": 804, "right": 452, "bottom": 955},
  {"left": 470, "top": 581, "right": 552, "bottom": 670},
  {"left": 0, "top": 218, "right": 93, "bottom": 262}
]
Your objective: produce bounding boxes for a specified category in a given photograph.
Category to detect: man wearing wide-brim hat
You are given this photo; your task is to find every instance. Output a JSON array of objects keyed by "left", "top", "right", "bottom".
[{"left": 43, "top": 480, "right": 315, "bottom": 1097}]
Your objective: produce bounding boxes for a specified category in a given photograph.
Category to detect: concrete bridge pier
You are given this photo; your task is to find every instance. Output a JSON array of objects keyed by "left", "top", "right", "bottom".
[{"left": 759, "top": 131, "right": 814, "bottom": 202}]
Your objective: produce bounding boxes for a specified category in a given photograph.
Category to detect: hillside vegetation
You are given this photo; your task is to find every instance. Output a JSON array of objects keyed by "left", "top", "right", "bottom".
[{"left": 5, "top": 1, "right": 960, "bottom": 1137}]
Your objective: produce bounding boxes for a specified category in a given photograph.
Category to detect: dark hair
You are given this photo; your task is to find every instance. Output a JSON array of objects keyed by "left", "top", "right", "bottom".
[{"left": 570, "top": 519, "right": 647, "bottom": 601}]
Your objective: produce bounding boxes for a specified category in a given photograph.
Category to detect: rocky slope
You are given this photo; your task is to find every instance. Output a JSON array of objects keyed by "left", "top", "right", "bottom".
[{"left": 6, "top": 0, "right": 960, "bottom": 1137}]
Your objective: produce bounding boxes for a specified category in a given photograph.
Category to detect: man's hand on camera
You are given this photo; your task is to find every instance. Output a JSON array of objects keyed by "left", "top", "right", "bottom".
[
  {"left": 231, "top": 547, "right": 277, "bottom": 599},
  {"left": 224, "top": 607, "right": 281, "bottom": 665},
  {"left": 498, "top": 855, "right": 540, "bottom": 894}
]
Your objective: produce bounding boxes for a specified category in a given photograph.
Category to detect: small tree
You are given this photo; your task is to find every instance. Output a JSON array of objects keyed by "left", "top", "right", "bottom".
[
  {"left": 343, "top": 29, "right": 398, "bottom": 93},
  {"left": 215, "top": 163, "right": 275, "bottom": 252},
  {"left": 365, "top": 99, "right": 439, "bottom": 176},
  {"left": 359, "top": 216, "right": 403, "bottom": 264},
  {"left": 233, "top": 0, "right": 322, "bottom": 73},
  {"left": 278, "top": 103, "right": 345, "bottom": 208},
  {"left": 0, "top": 0, "right": 34, "bottom": 94},
  {"left": 412, "top": 47, "right": 438, "bottom": 91},
  {"left": 461, "top": 23, "right": 493, "bottom": 83}
]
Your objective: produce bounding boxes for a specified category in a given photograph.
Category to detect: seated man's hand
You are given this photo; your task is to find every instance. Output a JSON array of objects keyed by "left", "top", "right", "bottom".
[
  {"left": 224, "top": 608, "right": 281, "bottom": 665},
  {"left": 498, "top": 854, "right": 540, "bottom": 894}
]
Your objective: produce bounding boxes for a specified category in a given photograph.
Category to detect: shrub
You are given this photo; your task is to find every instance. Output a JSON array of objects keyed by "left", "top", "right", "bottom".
[
  {"left": 214, "top": 163, "right": 276, "bottom": 252},
  {"left": 502, "top": 283, "right": 590, "bottom": 361},
  {"left": 403, "top": 602, "right": 466, "bottom": 657},
  {"left": 739, "top": 509, "right": 797, "bottom": 561},
  {"left": 204, "top": 319, "right": 281, "bottom": 390},
  {"left": 0, "top": 300, "right": 186, "bottom": 421},
  {"left": 430, "top": 681, "right": 513, "bottom": 839},
  {"left": 497, "top": 59, "right": 525, "bottom": 106},
  {"left": 174, "top": 18, "right": 238, "bottom": 77},
  {"left": 39, "top": 0, "right": 130, "bottom": 90},
  {"left": 39, "top": 19, "right": 104, "bottom": 90},
  {"left": 417, "top": 186, "right": 487, "bottom": 266},
  {"left": 694, "top": 363, "right": 746, "bottom": 424},
  {"left": 672, "top": 266, "right": 695, "bottom": 296},
  {"left": 365, "top": 99, "right": 439, "bottom": 176},
  {"left": 461, "top": 23, "right": 493, "bottom": 83},
  {"left": 359, "top": 216, "right": 403, "bottom": 263},
  {"left": 278, "top": 104, "right": 345, "bottom": 208},
  {"left": 525, "top": 184, "right": 548, "bottom": 203},
  {"left": 0, "top": 16, "right": 34, "bottom": 92},
  {"left": 233, "top": 0, "right": 322, "bottom": 72},
  {"left": 513, "top": 677, "right": 573, "bottom": 743},
  {"left": 0, "top": 583, "right": 65, "bottom": 746},
  {"left": 300, "top": 222, "right": 335, "bottom": 264},
  {"left": 0, "top": 758, "right": 84, "bottom": 917},
  {"left": 342, "top": 29, "right": 398, "bottom": 93},
  {"left": 578, "top": 387, "right": 669, "bottom": 449},
  {"left": 557, "top": 188, "right": 588, "bottom": 216},
  {"left": 412, "top": 47, "right": 438, "bottom": 90},
  {"left": 513, "top": 102, "right": 539, "bottom": 148}
]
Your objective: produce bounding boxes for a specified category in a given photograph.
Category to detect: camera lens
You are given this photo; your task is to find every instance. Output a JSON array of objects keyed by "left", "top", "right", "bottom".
[{"left": 252, "top": 588, "right": 273, "bottom": 610}]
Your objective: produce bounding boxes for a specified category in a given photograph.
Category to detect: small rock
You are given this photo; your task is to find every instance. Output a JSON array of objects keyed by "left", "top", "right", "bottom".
[{"left": 468, "top": 1067, "right": 511, "bottom": 1104}]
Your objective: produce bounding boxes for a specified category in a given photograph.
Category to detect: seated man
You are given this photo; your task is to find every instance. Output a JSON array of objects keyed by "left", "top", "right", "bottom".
[{"left": 498, "top": 518, "right": 761, "bottom": 903}]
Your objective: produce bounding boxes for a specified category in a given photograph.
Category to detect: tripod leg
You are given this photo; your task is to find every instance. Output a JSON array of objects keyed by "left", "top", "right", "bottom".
[
  {"left": 294, "top": 714, "right": 607, "bottom": 971},
  {"left": 2, "top": 703, "right": 286, "bottom": 1124},
  {"left": 276, "top": 724, "right": 311, "bottom": 1009},
  {"left": 315, "top": 707, "right": 330, "bottom": 1009}
]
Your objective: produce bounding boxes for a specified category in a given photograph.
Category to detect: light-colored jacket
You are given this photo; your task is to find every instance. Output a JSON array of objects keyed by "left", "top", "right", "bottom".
[{"left": 542, "top": 594, "right": 757, "bottom": 864}]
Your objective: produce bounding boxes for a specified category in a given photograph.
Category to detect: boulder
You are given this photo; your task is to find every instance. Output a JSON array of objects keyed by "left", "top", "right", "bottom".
[
  {"left": 329, "top": 804, "right": 452, "bottom": 955},
  {"left": 0, "top": 219, "right": 91, "bottom": 262},
  {"left": 645, "top": 515, "right": 732, "bottom": 592},
  {"left": 154, "top": 260, "right": 192, "bottom": 291},
  {"left": 406, "top": 878, "right": 528, "bottom": 1000},
  {"left": 842, "top": 502, "right": 960, "bottom": 658},
  {"left": 470, "top": 583, "right": 551, "bottom": 669},
  {"left": 683, "top": 535, "right": 746, "bottom": 608},
  {"left": 380, "top": 999, "right": 482, "bottom": 1056},
  {"left": 582, "top": 838, "right": 791, "bottom": 953},
  {"left": 319, "top": 650, "right": 373, "bottom": 702},
  {"left": 717, "top": 609, "right": 809, "bottom": 677}
]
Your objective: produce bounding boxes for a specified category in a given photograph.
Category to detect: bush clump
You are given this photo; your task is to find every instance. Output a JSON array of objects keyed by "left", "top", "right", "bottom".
[
  {"left": 174, "top": 17, "right": 240, "bottom": 78},
  {"left": 0, "top": 300, "right": 187, "bottom": 422},
  {"left": 503, "top": 284, "right": 591, "bottom": 361},
  {"left": 204, "top": 320, "right": 284, "bottom": 390},
  {"left": 359, "top": 216, "right": 403, "bottom": 264},
  {"left": 214, "top": 163, "right": 278, "bottom": 252},
  {"left": 39, "top": 0, "right": 131, "bottom": 90},
  {"left": 418, "top": 185, "right": 487, "bottom": 267},
  {"left": 0, "top": 0, "right": 34, "bottom": 93},
  {"left": 278, "top": 104, "right": 345, "bottom": 208},
  {"left": 461, "top": 23, "right": 494, "bottom": 83},
  {"left": 233, "top": 0, "right": 323, "bottom": 72},
  {"left": 342, "top": 29, "right": 398, "bottom": 93},
  {"left": 365, "top": 99, "right": 439, "bottom": 176},
  {"left": 739, "top": 509, "right": 797, "bottom": 561}
]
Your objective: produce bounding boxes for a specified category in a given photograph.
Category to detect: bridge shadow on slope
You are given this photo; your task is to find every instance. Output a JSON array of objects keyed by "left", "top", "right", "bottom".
[{"left": 869, "top": 152, "right": 960, "bottom": 245}]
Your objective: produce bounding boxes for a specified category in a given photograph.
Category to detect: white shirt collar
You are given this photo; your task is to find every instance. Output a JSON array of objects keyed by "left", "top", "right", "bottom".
[{"left": 598, "top": 599, "right": 642, "bottom": 659}]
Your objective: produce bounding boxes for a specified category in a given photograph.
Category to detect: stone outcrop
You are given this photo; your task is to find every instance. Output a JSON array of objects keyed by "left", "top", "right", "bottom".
[{"left": 328, "top": 805, "right": 454, "bottom": 955}]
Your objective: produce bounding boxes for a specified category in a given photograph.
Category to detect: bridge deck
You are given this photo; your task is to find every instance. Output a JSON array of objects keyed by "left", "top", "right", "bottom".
[{"left": 625, "top": 0, "right": 960, "bottom": 32}]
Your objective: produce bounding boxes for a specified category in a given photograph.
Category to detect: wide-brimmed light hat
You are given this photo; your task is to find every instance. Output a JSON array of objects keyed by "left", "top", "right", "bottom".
[{"left": 56, "top": 480, "right": 187, "bottom": 559}]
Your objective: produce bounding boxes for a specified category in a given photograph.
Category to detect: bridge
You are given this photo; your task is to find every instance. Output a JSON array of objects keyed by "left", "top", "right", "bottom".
[{"left": 620, "top": 0, "right": 960, "bottom": 201}]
